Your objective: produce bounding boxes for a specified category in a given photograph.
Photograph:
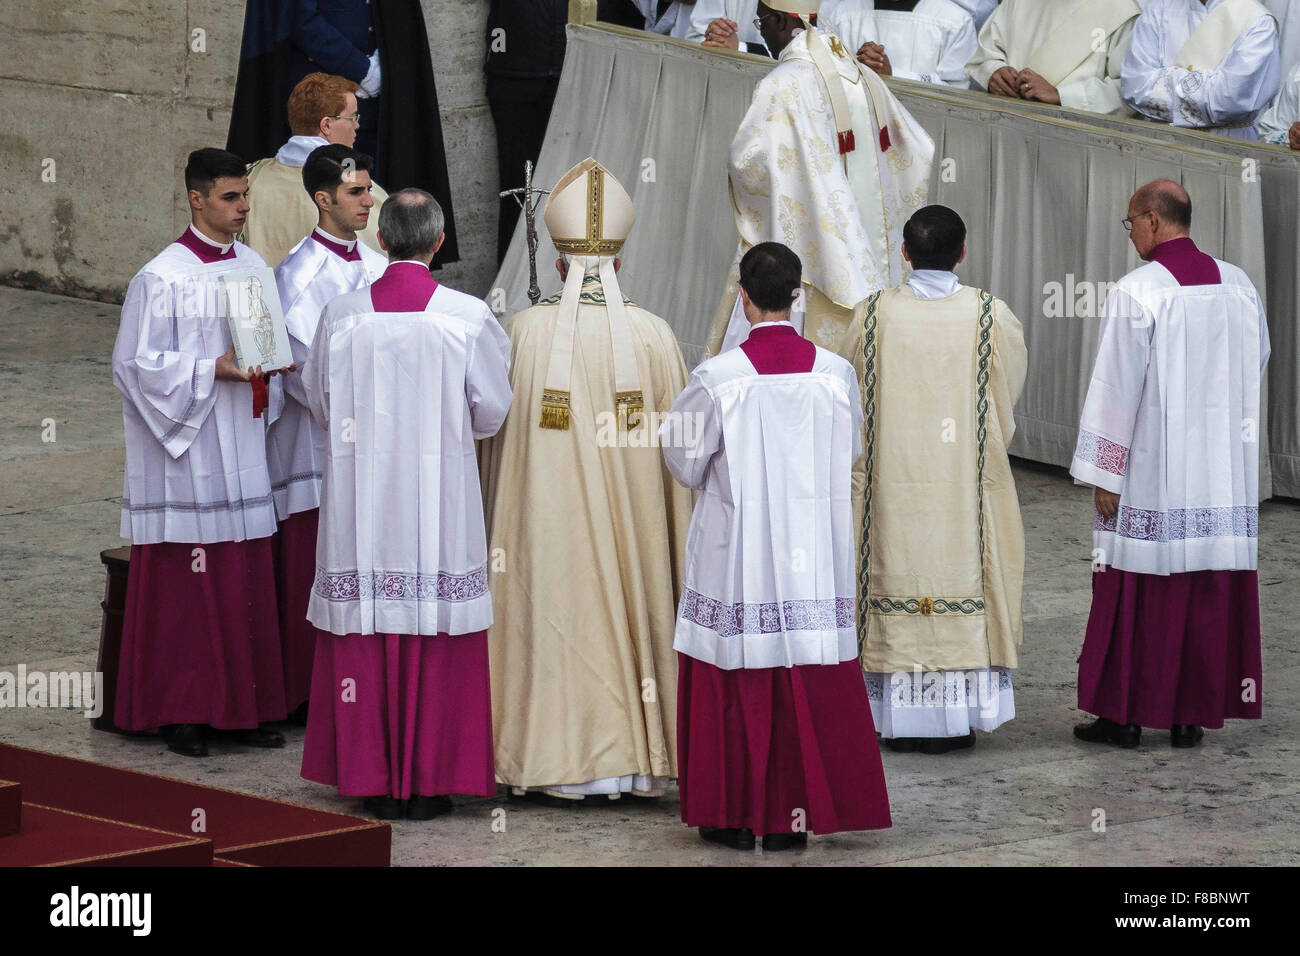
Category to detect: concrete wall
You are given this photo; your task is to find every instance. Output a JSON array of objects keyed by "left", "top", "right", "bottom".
[{"left": 0, "top": 0, "right": 497, "bottom": 303}]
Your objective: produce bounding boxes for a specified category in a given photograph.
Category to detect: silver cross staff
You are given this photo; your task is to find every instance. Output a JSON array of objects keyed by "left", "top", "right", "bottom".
[{"left": 499, "top": 161, "right": 551, "bottom": 305}]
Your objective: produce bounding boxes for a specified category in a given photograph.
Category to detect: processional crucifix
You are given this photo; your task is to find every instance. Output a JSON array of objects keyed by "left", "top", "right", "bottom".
[{"left": 499, "top": 160, "right": 551, "bottom": 305}]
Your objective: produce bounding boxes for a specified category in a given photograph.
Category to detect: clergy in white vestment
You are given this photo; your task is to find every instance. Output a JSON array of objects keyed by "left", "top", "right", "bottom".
[
  {"left": 710, "top": 0, "right": 934, "bottom": 356},
  {"left": 1072, "top": 180, "right": 1268, "bottom": 750},
  {"left": 837, "top": 206, "right": 1027, "bottom": 753},
  {"left": 480, "top": 159, "right": 695, "bottom": 804},
  {"left": 951, "top": 0, "right": 996, "bottom": 32},
  {"left": 1120, "top": 0, "right": 1281, "bottom": 139},
  {"left": 112, "top": 148, "right": 293, "bottom": 758},
  {"left": 1263, "top": 0, "right": 1299, "bottom": 80},
  {"left": 966, "top": 0, "right": 1142, "bottom": 114},
  {"left": 697, "top": 1, "right": 772, "bottom": 54},
  {"left": 242, "top": 73, "right": 389, "bottom": 267},
  {"left": 1257, "top": 62, "right": 1300, "bottom": 147},
  {"left": 265, "top": 144, "right": 386, "bottom": 723},
  {"left": 665, "top": 242, "right": 891, "bottom": 851},
  {"left": 820, "top": 0, "right": 979, "bottom": 88},
  {"left": 633, "top": 0, "right": 701, "bottom": 38},
  {"left": 300, "top": 189, "right": 512, "bottom": 820}
]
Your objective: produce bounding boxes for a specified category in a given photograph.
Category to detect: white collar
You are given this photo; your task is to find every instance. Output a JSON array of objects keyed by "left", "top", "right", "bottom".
[
  {"left": 313, "top": 226, "right": 358, "bottom": 252},
  {"left": 906, "top": 269, "right": 963, "bottom": 300},
  {"left": 390, "top": 259, "right": 432, "bottom": 268},
  {"left": 275, "top": 134, "right": 331, "bottom": 167},
  {"left": 188, "top": 224, "right": 234, "bottom": 254},
  {"left": 750, "top": 319, "right": 796, "bottom": 329}
]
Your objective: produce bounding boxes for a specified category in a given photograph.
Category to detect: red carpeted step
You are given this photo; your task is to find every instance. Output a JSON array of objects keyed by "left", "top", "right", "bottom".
[
  {"left": 1, "top": 803, "right": 212, "bottom": 867},
  {"left": 0, "top": 781, "right": 19, "bottom": 837},
  {"left": 0, "top": 745, "right": 389, "bottom": 866}
]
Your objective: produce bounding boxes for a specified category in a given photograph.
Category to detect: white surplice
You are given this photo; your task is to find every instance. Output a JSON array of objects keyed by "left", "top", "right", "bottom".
[
  {"left": 967, "top": 0, "right": 1142, "bottom": 115},
  {"left": 1257, "top": 62, "right": 1300, "bottom": 143},
  {"left": 951, "top": 0, "right": 997, "bottom": 31},
  {"left": 113, "top": 232, "right": 278, "bottom": 544},
  {"left": 1120, "top": 0, "right": 1281, "bottom": 138},
  {"left": 266, "top": 231, "right": 386, "bottom": 520},
  {"left": 822, "top": 0, "right": 979, "bottom": 88},
  {"left": 661, "top": 332, "right": 862, "bottom": 670},
  {"left": 1264, "top": 0, "right": 1299, "bottom": 77},
  {"left": 632, "top": 0, "right": 696, "bottom": 38},
  {"left": 860, "top": 269, "right": 1016, "bottom": 738},
  {"left": 303, "top": 280, "right": 513, "bottom": 637},
  {"left": 1070, "top": 254, "right": 1270, "bottom": 576}
]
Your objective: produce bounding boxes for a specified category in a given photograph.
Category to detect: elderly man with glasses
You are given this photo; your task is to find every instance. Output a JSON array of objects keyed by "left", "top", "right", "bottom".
[
  {"left": 1070, "top": 179, "right": 1270, "bottom": 751},
  {"left": 240, "top": 73, "right": 391, "bottom": 267}
]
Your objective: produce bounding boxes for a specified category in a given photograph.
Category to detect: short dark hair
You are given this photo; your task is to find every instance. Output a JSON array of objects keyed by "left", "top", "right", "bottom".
[
  {"left": 302, "top": 144, "right": 374, "bottom": 203},
  {"left": 903, "top": 205, "right": 967, "bottom": 271},
  {"left": 739, "top": 242, "right": 802, "bottom": 313},
  {"left": 1150, "top": 184, "right": 1192, "bottom": 229},
  {"left": 378, "top": 188, "right": 445, "bottom": 260},
  {"left": 184, "top": 148, "right": 248, "bottom": 196}
]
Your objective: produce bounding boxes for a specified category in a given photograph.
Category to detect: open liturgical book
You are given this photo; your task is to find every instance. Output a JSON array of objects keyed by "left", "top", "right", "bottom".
[{"left": 221, "top": 267, "right": 294, "bottom": 371}]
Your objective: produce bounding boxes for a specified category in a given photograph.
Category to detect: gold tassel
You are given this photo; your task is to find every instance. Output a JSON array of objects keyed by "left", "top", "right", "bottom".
[
  {"left": 539, "top": 389, "right": 571, "bottom": 430},
  {"left": 616, "top": 390, "right": 644, "bottom": 431}
]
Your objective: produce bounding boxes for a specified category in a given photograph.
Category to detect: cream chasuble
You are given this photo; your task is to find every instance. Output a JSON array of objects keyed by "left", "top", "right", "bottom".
[
  {"left": 710, "top": 25, "right": 933, "bottom": 355},
  {"left": 839, "top": 283, "right": 1027, "bottom": 673},
  {"left": 480, "top": 273, "right": 694, "bottom": 792},
  {"left": 966, "top": 0, "right": 1142, "bottom": 115},
  {"left": 242, "top": 153, "right": 389, "bottom": 268}
]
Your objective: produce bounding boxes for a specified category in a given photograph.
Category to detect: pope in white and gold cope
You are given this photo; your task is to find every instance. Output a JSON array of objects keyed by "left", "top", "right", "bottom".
[
  {"left": 480, "top": 158, "right": 694, "bottom": 801},
  {"left": 711, "top": 0, "right": 934, "bottom": 355}
]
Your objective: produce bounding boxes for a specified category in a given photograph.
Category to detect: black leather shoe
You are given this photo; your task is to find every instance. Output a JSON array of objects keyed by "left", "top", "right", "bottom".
[
  {"left": 1074, "top": 717, "right": 1140, "bottom": 748},
  {"left": 1170, "top": 724, "right": 1204, "bottom": 748},
  {"left": 761, "top": 831, "right": 809, "bottom": 851},
  {"left": 406, "top": 795, "right": 454, "bottom": 820},
  {"left": 885, "top": 737, "right": 919, "bottom": 753},
  {"left": 699, "top": 826, "right": 756, "bottom": 850},
  {"left": 231, "top": 726, "right": 286, "bottom": 748},
  {"left": 363, "top": 795, "right": 404, "bottom": 820},
  {"left": 919, "top": 731, "right": 977, "bottom": 755},
  {"left": 286, "top": 700, "right": 310, "bottom": 726},
  {"left": 163, "top": 723, "right": 208, "bottom": 757}
]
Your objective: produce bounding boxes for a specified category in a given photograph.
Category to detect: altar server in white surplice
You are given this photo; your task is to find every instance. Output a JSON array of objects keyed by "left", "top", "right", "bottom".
[
  {"left": 112, "top": 148, "right": 291, "bottom": 758},
  {"left": 266, "top": 144, "right": 386, "bottom": 723},
  {"left": 1072, "top": 180, "right": 1268, "bottom": 750},
  {"left": 1121, "top": 0, "right": 1281, "bottom": 139},
  {"left": 1263, "top": 0, "right": 1298, "bottom": 78},
  {"left": 633, "top": 0, "right": 699, "bottom": 38},
  {"left": 300, "top": 189, "right": 512, "bottom": 821},
  {"left": 697, "top": 0, "right": 771, "bottom": 53},
  {"left": 666, "top": 242, "right": 891, "bottom": 852},
  {"left": 1257, "top": 63, "right": 1300, "bottom": 147},
  {"left": 821, "top": 0, "right": 979, "bottom": 88},
  {"left": 967, "top": 0, "right": 1142, "bottom": 114},
  {"left": 711, "top": 0, "right": 934, "bottom": 356},
  {"left": 951, "top": 0, "right": 996, "bottom": 32}
]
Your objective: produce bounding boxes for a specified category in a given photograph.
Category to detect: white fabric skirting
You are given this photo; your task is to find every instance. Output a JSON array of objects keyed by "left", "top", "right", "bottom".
[
  {"left": 495, "top": 23, "right": 1298, "bottom": 497},
  {"left": 865, "top": 668, "right": 1015, "bottom": 738},
  {"left": 513, "top": 775, "right": 670, "bottom": 799}
]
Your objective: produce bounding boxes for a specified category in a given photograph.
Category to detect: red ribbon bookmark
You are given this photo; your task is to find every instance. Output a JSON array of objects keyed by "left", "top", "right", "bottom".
[{"left": 251, "top": 374, "right": 268, "bottom": 419}]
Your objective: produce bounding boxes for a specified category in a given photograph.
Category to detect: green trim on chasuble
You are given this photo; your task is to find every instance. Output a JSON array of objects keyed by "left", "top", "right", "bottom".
[{"left": 856, "top": 289, "right": 996, "bottom": 655}]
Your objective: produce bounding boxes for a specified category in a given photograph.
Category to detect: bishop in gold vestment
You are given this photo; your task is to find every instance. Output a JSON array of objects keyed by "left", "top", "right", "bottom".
[
  {"left": 480, "top": 159, "right": 694, "bottom": 800},
  {"left": 838, "top": 206, "right": 1027, "bottom": 754}
]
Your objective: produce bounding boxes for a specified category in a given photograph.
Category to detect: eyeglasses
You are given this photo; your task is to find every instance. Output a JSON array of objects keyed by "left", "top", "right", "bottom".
[
  {"left": 329, "top": 113, "right": 362, "bottom": 126},
  {"left": 1121, "top": 210, "right": 1154, "bottom": 232},
  {"left": 752, "top": 12, "right": 777, "bottom": 30}
]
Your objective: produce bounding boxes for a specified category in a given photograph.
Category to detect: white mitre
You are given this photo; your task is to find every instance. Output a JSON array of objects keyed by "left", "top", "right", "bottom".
[{"left": 538, "top": 158, "right": 643, "bottom": 432}]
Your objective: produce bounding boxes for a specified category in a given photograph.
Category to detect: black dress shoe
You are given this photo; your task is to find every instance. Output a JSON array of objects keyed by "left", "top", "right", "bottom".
[
  {"left": 162, "top": 723, "right": 208, "bottom": 758},
  {"left": 230, "top": 726, "right": 286, "bottom": 748},
  {"left": 362, "top": 795, "right": 404, "bottom": 820},
  {"left": 1170, "top": 724, "right": 1205, "bottom": 748},
  {"left": 885, "top": 737, "right": 919, "bottom": 753},
  {"left": 286, "top": 700, "right": 310, "bottom": 726},
  {"left": 919, "top": 731, "right": 977, "bottom": 755},
  {"left": 1073, "top": 716, "right": 1140, "bottom": 748},
  {"left": 406, "top": 795, "right": 454, "bottom": 820},
  {"left": 698, "top": 826, "right": 756, "bottom": 850},
  {"left": 761, "top": 831, "right": 809, "bottom": 851}
]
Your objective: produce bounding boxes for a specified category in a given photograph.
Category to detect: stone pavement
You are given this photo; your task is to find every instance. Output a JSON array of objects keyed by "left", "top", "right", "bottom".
[{"left": 2, "top": 285, "right": 1297, "bottom": 866}]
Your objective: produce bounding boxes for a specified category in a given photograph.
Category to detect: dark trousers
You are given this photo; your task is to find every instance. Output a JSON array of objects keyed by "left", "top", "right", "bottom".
[{"left": 488, "top": 75, "right": 561, "bottom": 264}]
